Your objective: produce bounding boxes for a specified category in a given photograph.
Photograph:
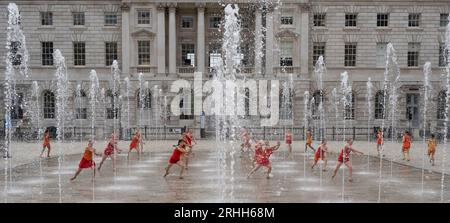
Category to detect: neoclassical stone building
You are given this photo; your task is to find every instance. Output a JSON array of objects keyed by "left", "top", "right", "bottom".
[{"left": 1, "top": 0, "right": 450, "bottom": 139}]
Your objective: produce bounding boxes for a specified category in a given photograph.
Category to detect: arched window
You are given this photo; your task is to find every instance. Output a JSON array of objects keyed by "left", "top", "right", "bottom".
[
  {"left": 180, "top": 88, "right": 194, "bottom": 120},
  {"left": 374, "top": 90, "right": 385, "bottom": 119},
  {"left": 75, "top": 90, "right": 88, "bottom": 119},
  {"left": 43, "top": 90, "right": 55, "bottom": 119},
  {"left": 105, "top": 90, "right": 120, "bottom": 119},
  {"left": 279, "top": 86, "right": 293, "bottom": 120},
  {"left": 11, "top": 92, "right": 23, "bottom": 119},
  {"left": 437, "top": 90, "right": 447, "bottom": 120},
  {"left": 344, "top": 92, "right": 355, "bottom": 120},
  {"left": 311, "top": 90, "right": 323, "bottom": 120},
  {"left": 137, "top": 89, "right": 152, "bottom": 109}
]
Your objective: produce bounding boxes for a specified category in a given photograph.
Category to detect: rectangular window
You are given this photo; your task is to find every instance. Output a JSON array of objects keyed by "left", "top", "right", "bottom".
[
  {"left": 441, "top": 13, "right": 449, "bottom": 27},
  {"left": 106, "top": 108, "right": 119, "bottom": 119},
  {"left": 408, "top": 13, "right": 420, "bottom": 27},
  {"left": 280, "top": 12, "right": 293, "bottom": 25},
  {"left": 439, "top": 43, "right": 448, "bottom": 67},
  {"left": 104, "top": 13, "right": 118, "bottom": 26},
  {"left": 181, "top": 16, "right": 194, "bottom": 28},
  {"left": 344, "top": 43, "right": 357, "bottom": 67},
  {"left": 41, "top": 12, "right": 53, "bottom": 26},
  {"left": 209, "top": 17, "right": 221, "bottom": 28},
  {"left": 182, "top": 44, "right": 195, "bottom": 66},
  {"left": 377, "top": 13, "right": 389, "bottom": 27},
  {"left": 208, "top": 44, "right": 221, "bottom": 68},
  {"left": 407, "top": 42, "right": 420, "bottom": 67},
  {"left": 137, "top": 10, "right": 151, "bottom": 24},
  {"left": 105, "top": 42, "right": 118, "bottom": 66},
  {"left": 280, "top": 41, "right": 293, "bottom": 67},
  {"left": 345, "top": 13, "right": 357, "bottom": 27},
  {"left": 41, "top": 42, "right": 53, "bottom": 66},
  {"left": 73, "top": 42, "right": 86, "bottom": 66},
  {"left": 313, "top": 13, "right": 326, "bottom": 27},
  {"left": 376, "top": 43, "right": 387, "bottom": 67},
  {"left": 73, "top": 12, "right": 85, "bottom": 26},
  {"left": 11, "top": 92, "right": 23, "bottom": 120},
  {"left": 75, "top": 108, "right": 87, "bottom": 119},
  {"left": 313, "top": 42, "right": 325, "bottom": 65},
  {"left": 138, "top": 40, "right": 151, "bottom": 65},
  {"left": 10, "top": 41, "right": 22, "bottom": 66}
]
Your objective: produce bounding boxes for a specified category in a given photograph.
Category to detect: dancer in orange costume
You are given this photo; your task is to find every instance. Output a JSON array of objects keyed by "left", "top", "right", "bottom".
[
  {"left": 40, "top": 129, "right": 51, "bottom": 158},
  {"left": 128, "top": 130, "right": 141, "bottom": 158},
  {"left": 311, "top": 139, "right": 328, "bottom": 171},
  {"left": 164, "top": 139, "right": 189, "bottom": 179},
  {"left": 285, "top": 130, "right": 293, "bottom": 159},
  {"left": 331, "top": 138, "right": 364, "bottom": 182},
  {"left": 70, "top": 140, "right": 102, "bottom": 181},
  {"left": 305, "top": 129, "right": 315, "bottom": 153},
  {"left": 427, "top": 134, "right": 437, "bottom": 166},
  {"left": 402, "top": 131, "right": 411, "bottom": 161},
  {"left": 247, "top": 141, "right": 281, "bottom": 179}
]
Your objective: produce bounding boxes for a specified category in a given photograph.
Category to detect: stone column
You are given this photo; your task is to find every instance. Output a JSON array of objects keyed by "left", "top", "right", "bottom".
[
  {"left": 300, "top": 4, "right": 310, "bottom": 78},
  {"left": 254, "top": 8, "right": 263, "bottom": 76},
  {"left": 265, "top": 8, "right": 274, "bottom": 76},
  {"left": 196, "top": 4, "right": 205, "bottom": 74},
  {"left": 121, "top": 3, "right": 130, "bottom": 76},
  {"left": 157, "top": 4, "right": 166, "bottom": 75},
  {"left": 168, "top": 3, "right": 177, "bottom": 75}
]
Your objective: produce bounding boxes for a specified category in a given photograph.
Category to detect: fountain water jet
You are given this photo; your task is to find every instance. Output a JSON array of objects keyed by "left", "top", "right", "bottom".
[
  {"left": 421, "top": 62, "right": 432, "bottom": 194},
  {"left": 53, "top": 49, "right": 69, "bottom": 203},
  {"left": 89, "top": 70, "right": 99, "bottom": 140}
]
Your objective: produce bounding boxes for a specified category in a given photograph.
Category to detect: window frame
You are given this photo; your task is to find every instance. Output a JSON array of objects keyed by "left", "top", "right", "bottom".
[
  {"left": 105, "top": 42, "right": 118, "bottom": 66},
  {"left": 377, "top": 13, "right": 389, "bottom": 27},
  {"left": 344, "top": 43, "right": 357, "bottom": 67},
  {"left": 40, "top": 11, "right": 53, "bottom": 26},
  {"left": 104, "top": 13, "right": 118, "bottom": 26},
  {"left": 72, "top": 12, "right": 85, "bottom": 26},
  {"left": 137, "top": 40, "right": 151, "bottom": 66},
  {"left": 313, "top": 13, "right": 326, "bottom": 27},
  {"left": 73, "top": 41, "right": 86, "bottom": 66},
  {"left": 345, "top": 13, "right": 357, "bottom": 27},
  {"left": 41, "top": 41, "right": 54, "bottom": 66}
]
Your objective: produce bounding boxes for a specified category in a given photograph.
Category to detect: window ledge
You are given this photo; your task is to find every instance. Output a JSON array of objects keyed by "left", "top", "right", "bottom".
[
  {"left": 343, "top": 27, "right": 360, "bottom": 31},
  {"left": 280, "top": 24, "right": 295, "bottom": 29},
  {"left": 312, "top": 26, "right": 328, "bottom": 31},
  {"left": 406, "top": 27, "right": 423, "bottom": 31},
  {"left": 375, "top": 27, "right": 391, "bottom": 31},
  {"left": 37, "top": 26, "right": 55, "bottom": 30},
  {"left": 72, "top": 66, "right": 87, "bottom": 68},
  {"left": 70, "top": 26, "right": 88, "bottom": 31},
  {"left": 102, "top": 26, "right": 119, "bottom": 31},
  {"left": 438, "top": 27, "right": 447, "bottom": 31}
]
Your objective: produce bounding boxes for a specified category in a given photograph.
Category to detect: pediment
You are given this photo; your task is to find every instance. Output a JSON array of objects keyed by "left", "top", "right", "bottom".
[
  {"left": 131, "top": 29, "right": 156, "bottom": 37},
  {"left": 275, "top": 29, "right": 299, "bottom": 38}
]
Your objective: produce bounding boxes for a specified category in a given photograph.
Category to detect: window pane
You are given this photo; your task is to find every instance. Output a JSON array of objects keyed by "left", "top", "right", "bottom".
[
  {"left": 41, "top": 42, "right": 54, "bottom": 66},
  {"left": 73, "top": 12, "right": 85, "bottom": 26},
  {"left": 313, "top": 42, "right": 325, "bottom": 65},
  {"left": 41, "top": 12, "right": 53, "bottom": 26},
  {"left": 105, "top": 42, "right": 118, "bottom": 66},
  {"left": 345, "top": 43, "right": 357, "bottom": 67},
  {"left": 138, "top": 41, "right": 151, "bottom": 65},
  {"left": 377, "top": 13, "right": 389, "bottom": 27},
  {"left": 138, "top": 10, "right": 151, "bottom": 24},
  {"left": 105, "top": 13, "right": 117, "bottom": 26},
  {"left": 73, "top": 42, "right": 86, "bottom": 66}
]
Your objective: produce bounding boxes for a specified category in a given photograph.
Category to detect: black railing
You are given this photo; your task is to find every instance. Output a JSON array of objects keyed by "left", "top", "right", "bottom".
[{"left": 1, "top": 125, "right": 449, "bottom": 142}]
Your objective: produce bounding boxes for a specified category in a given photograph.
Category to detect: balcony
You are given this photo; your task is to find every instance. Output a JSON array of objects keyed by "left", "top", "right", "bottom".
[
  {"left": 273, "top": 66, "right": 300, "bottom": 76},
  {"left": 132, "top": 66, "right": 157, "bottom": 75}
]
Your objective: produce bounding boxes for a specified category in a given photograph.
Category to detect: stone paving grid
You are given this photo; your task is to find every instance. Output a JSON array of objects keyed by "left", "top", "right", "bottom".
[{"left": 0, "top": 140, "right": 449, "bottom": 202}]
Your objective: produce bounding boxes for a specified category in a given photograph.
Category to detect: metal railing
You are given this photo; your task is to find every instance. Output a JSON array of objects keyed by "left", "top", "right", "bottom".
[{"left": 1, "top": 125, "right": 447, "bottom": 142}]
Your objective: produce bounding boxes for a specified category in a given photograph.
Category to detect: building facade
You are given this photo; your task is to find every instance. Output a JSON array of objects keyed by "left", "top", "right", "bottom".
[{"left": 0, "top": 0, "right": 450, "bottom": 139}]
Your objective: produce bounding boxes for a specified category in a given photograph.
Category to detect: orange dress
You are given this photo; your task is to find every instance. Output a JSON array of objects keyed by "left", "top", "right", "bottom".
[
  {"left": 79, "top": 147, "right": 95, "bottom": 169},
  {"left": 129, "top": 135, "right": 140, "bottom": 150},
  {"left": 428, "top": 139, "right": 437, "bottom": 155},
  {"left": 285, "top": 133, "right": 292, "bottom": 144},
  {"left": 402, "top": 135, "right": 411, "bottom": 152},
  {"left": 42, "top": 133, "right": 50, "bottom": 147},
  {"left": 377, "top": 132, "right": 382, "bottom": 145},
  {"left": 306, "top": 134, "right": 312, "bottom": 145}
]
